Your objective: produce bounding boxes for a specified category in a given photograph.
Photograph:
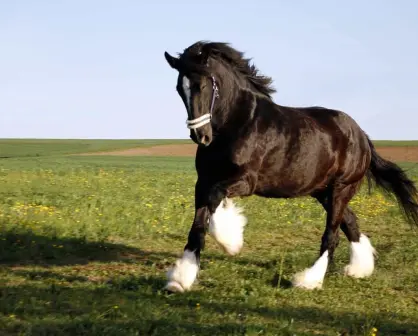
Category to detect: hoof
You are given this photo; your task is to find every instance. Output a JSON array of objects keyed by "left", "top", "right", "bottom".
[
  {"left": 164, "top": 281, "right": 185, "bottom": 293},
  {"left": 344, "top": 234, "right": 376, "bottom": 278},
  {"left": 291, "top": 250, "right": 329, "bottom": 290},
  {"left": 291, "top": 270, "right": 324, "bottom": 290},
  {"left": 165, "top": 250, "right": 198, "bottom": 292}
]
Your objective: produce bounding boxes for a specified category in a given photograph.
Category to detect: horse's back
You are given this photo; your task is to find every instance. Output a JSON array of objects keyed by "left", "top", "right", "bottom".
[
  {"left": 254, "top": 105, "right": 371, "bottom": 196},
  {"left": 281, "top": 105, "right": 370, "bottom": 155},
  {"left": 298, "top": 106, "right": 371, "bottom": 172},
  {"left": 284, "top": 106, "right": 362, "bottom": 137}
]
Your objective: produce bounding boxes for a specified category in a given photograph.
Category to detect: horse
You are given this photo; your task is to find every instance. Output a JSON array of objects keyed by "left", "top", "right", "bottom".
[{"left": 162, "top": 40, "right": 418, "bottom": 292}]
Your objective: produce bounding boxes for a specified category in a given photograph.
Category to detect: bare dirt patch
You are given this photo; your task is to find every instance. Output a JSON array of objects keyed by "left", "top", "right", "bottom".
[
  {"left": 77, "top": 144, "right": 197, "bottom": 157},
  {"left": 376, "top": 146, "right": 418, "bottom": 163},
  {"left": 78, "top": 144, "right": 418, "bottom": 163}
]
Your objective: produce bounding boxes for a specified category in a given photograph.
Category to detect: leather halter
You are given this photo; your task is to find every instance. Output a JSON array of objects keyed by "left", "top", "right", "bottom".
[{"left": 186, "top": 75, "right": 219, "bottom": 130}]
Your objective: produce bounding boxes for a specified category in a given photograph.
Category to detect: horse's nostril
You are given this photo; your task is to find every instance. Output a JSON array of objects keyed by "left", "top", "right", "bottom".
[{"left": 201, "top": 135, "right": 210, "bottom": 146}]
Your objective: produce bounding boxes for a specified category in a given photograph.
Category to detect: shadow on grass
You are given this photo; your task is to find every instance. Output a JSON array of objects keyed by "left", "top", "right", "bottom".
[
  {"left": 0, "top": 231, "right": 415, "bottom": 335},
  {"left": 0, "top": 228, "right": 305, "bottom": 272},
  {"left": 0, "top": 231, "right": 177, "bottom": 267},
  {"left": 0, "top": 278, "right": 416, "bottom": 336}
]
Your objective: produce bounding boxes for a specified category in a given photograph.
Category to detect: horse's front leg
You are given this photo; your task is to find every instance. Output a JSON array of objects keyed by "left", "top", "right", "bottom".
[
  {"left": 207, "top": 176, "right": 253, "bottom": 256},
  {"left": 165, "top": 179, "right": 210, "bottom": 293},
  {"left": 165, "top": 174, "right": 252, "bottom": 292}
]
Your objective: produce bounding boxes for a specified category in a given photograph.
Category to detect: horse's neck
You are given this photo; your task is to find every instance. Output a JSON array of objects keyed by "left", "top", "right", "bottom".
[{"left": 218, "top": 87, "right": 257, "bottom": 132}]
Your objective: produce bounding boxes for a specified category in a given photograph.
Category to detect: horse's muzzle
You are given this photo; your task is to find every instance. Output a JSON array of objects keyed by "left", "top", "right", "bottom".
[{"left": 190, "top": 127, "right": 212, "bottom": 147}]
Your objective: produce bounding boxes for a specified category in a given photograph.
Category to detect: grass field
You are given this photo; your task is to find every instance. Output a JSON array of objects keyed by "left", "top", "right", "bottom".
[
  {"left": 372, "top": 140, "right": 418, "bottom": 147},
  {"left": 1, "top": 139, "right": 418, "bottom": 159},
  {"left": 0, "top": 139, "right": 191, "bottom": 158},
  {"left": 0, "top": 141, "right": 417, "bottom": 335}
]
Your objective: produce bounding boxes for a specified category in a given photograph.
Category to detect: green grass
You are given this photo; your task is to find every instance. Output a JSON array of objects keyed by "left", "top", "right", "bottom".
[
  {"left": 1, "top": 138, "right": 417, "bottom": 160},
  {"left": 373, "top": 140, "right": 418, "bottom": 147},
  {"left": 0, "top": 139, "right": 190, "bottom": 158},
  {"left": 0, "top": 155, "right": 417, "bottom": 335}
]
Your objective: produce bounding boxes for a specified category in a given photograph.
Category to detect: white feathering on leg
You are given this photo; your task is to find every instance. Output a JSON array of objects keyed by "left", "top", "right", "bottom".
[
  {"left": 209, "top": 198, "right": 247, "bottom": 256},
  {"left": 165, "top": 250, "right": 199, "bottom": 292},
  {"left": 344, "top": 233, "right": 376, "bottom": 278},
  {"left": 292, "top": 250, "right": 329, "bottom": 290}
]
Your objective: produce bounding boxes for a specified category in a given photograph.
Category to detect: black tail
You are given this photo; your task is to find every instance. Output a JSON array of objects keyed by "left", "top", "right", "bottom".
[{"left": 366, "top": 138, "right": 418, "bottom": 227}]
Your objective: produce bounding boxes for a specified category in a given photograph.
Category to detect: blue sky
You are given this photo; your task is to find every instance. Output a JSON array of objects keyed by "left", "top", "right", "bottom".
[{"left": 1, "top": 0, "right": 417, "bottom": 140}]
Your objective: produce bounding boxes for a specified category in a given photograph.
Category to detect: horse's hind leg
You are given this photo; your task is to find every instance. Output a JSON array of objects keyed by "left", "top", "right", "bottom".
[
  {"left": 311, "top": 187, "right": 376, "bottom": 279},
  {"left": 292, "top": 182, "right": 360, "bottom": 289},
  {"left": 340, "top": 208, "right": 376, "bottom": 278}
]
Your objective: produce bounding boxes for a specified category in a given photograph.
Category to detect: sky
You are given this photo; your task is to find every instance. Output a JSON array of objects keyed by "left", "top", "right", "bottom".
[{"left": 1, "top": 0, "right": 417, "bottom": 140}]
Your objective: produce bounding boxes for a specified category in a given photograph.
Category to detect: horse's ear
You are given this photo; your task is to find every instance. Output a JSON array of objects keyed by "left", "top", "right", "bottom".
[{"left": 164, "top": 51, "right": 179, "bottom": 70}]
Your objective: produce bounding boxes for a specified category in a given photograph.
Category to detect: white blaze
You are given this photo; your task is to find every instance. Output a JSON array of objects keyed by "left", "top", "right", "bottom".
[{"left": 182, "top": 76, "right": 191, "bottom": 112}]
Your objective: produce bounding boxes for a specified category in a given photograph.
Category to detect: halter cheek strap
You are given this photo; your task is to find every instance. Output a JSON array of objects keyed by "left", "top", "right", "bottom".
[{"left": 186, "top": 75, "right": 219, "bottom": 130}]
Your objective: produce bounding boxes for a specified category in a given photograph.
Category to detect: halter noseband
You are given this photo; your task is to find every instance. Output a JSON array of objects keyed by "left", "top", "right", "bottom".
[{"left": 186, "top": 75, "right": 219, "bottom": 130}]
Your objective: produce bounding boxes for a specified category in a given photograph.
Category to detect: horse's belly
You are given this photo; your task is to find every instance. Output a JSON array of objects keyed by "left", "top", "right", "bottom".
[
  {"left": 254, "top": 182, "right": 312, "bottom": 198},
  {"left": 254, "top": 163, "right": 334, "bottom": 198}
]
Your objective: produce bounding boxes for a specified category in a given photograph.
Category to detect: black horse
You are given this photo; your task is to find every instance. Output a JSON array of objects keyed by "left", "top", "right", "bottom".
[{"left": 163, "top": 41, "right": 418, "bottom": 292}]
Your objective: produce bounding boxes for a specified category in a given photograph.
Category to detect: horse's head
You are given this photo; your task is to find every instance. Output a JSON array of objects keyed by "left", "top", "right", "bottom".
[
  {"left": 164, "top": 41, "right": 276, "bottom": 147},
  {"left": 164, "top": 45, "right": 220, "bottom": 147}
]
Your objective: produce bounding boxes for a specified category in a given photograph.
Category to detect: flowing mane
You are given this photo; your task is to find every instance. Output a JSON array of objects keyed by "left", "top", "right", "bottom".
[{"left": 179, "top": 41, "right": 276, "bottom": 98}]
